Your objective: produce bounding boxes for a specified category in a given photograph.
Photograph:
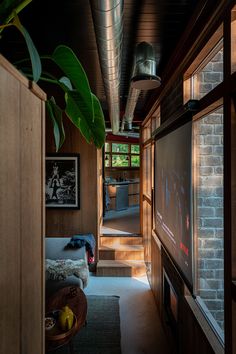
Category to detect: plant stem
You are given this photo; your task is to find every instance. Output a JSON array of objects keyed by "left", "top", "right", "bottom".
[
  {"left": 5, "top": 0, "right": 32, "bottom": 24},
  {"left": 0, "top": 23, "right": 13, "bottom": 30},
  {"left": 25, "top": 73, "right": 57, "bottom": 84},
  {"left": 14, "top": 54, "right": 53, "bottom": 66}
]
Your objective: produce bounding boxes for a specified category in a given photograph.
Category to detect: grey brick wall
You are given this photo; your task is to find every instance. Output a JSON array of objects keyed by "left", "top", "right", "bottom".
[
  {"left": 193, "top": 47, "right": 224, "bottom": 333},
  {"left": 194, "top": 107, "right": 224, "bottom": 332},
  {"left": 195, "top": 49, "right": 223, "bottom": 99}
]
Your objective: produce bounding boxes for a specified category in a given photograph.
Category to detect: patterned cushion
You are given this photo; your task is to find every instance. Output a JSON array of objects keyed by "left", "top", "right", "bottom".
[{"left": 45, "top": 258, "right": 89, "bottom": 288}]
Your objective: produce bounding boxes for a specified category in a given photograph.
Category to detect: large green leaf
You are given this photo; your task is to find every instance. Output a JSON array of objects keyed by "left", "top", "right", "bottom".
[
  {"left": 91, "top": 94, "right": 105, "bottom": 148},
  {"left": 65, "top": 90, "right": 93, "bottom": 144},
  {"left": 46, "top": 97, "right": 65, "bottom": 152},
  {"left": 64, "top": 89, "right": 105, "bottom": 148},
  {"left": 52, "top": 45, "right": 94, "bottom": 119},
  {"left": 59, "top": 76, "right": 73, "bottom": 90},
  {"left": 13, "top": 14, "right": 41, "bottom": 82}
]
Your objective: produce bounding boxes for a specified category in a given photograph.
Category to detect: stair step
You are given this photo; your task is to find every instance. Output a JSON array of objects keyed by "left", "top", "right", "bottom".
[
  {"left": 96, "top": 260, "right": 146, "bottom": 277},
  {"left": 100, "top": 236, "right": 143, "bottom": 247},
  {"left": 99, "top": 245, "right": 144, "bottom": 260}
]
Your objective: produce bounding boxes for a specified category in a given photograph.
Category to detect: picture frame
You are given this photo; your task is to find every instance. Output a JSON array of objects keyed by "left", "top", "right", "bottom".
[{"left": 45, "top": 154, "right": 80, "bottom": 209}]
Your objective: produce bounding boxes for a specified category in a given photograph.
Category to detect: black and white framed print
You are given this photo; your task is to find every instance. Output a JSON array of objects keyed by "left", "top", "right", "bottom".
[{"left": 45, "top": 154, "right": 80, "bottom": 209}]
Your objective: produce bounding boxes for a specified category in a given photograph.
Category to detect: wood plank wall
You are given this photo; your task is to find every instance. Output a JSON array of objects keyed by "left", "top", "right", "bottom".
[
  {"left": 151, "top": 233, "right": 162, "bottom": 313},
  {"left": 0, "top": 55, "right": 45, "bottom": 354},
  {"left": 45, "top": 116, "right": 99, "bottom": 257},
  {"left": 231, "top": 86, "right": 236, "bottom": 353}
]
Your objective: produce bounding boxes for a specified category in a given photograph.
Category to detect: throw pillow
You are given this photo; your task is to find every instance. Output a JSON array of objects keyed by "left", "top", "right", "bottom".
[{"left": 45, "top": 258, "right": 89, "bottom": 287}]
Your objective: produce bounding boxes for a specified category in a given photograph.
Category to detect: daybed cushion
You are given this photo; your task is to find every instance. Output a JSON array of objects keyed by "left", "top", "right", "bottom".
[
  {"left": 45, "top": 259, "right": 89, "bottom": 287},
  {"left": 45, "top": 237, "right": 88, "bottom": 298},
  {"left": 45, "top": 237, "right": 87, "bottom": 261}
]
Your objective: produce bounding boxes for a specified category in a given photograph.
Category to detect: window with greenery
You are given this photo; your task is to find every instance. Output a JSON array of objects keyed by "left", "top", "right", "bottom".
[
  {"left": 105, "top": 142, "right": 140, "bottom": 168},
  {"left": 112, "top": 143, "right": 129, "bottom": 153}
]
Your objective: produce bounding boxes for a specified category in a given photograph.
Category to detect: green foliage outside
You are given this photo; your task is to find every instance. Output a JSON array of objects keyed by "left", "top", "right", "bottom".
[
  {"left": 131, "top": 144, "right": 140, "bottom": 154},
  {"left": 112, "top": 143, "right": 129, "bottom": 153},
  {"left": 112, "top": 155, "right": 129, "bottom": 167},
  {"left": 131, "top": 155, "right": 140, "bottom": 167}
]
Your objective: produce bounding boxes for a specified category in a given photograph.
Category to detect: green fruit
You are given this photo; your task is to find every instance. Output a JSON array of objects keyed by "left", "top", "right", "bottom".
[{"left": 59, "top": 305, "right": 74, "bottom": 330}]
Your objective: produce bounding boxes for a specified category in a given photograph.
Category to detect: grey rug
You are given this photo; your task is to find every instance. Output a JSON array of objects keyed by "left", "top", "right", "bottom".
[{"left": 55, "top": 295, "right": 121, "bottom": 354}]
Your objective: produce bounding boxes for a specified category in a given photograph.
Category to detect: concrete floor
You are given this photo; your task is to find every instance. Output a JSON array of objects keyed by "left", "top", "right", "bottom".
[
  {"left": 102, "top": 206, "right": 140, "bottom": 235},
  {"left": 84, "top": 274, "right": 171, "bottom": 354}
]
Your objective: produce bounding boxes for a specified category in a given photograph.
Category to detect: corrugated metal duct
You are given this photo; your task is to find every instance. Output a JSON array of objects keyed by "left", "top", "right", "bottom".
[{"left": 90, "top": 0, "right": 123, "bottom": 134}]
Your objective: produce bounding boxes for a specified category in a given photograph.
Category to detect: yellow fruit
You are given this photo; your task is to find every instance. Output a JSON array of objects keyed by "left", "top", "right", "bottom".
[{"left": 59, "top": 305, "right": 74, "bottom": 331}]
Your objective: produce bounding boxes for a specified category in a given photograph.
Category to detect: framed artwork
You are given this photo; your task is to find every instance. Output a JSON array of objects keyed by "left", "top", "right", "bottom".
[{"left": 45, "top": 154, "right": 80, "bottom": 209}]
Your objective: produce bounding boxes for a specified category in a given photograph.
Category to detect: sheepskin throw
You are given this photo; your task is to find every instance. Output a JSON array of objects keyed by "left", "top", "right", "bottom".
[{"left": 45, "top": 259, "right": 89, "bottom": 288}]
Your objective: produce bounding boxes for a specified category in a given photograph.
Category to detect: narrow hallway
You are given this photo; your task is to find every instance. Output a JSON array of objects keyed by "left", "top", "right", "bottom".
[{"left": 84, "top": 275, "right": 171, "bottom": 354}]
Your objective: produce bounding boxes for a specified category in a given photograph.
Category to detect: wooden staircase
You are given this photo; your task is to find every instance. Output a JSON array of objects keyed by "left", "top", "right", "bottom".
[{"left": 96, "top": 236, "right": 146, "bottom": 277}]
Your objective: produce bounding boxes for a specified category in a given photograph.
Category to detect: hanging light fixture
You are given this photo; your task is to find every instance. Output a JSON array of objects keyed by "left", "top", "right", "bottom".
[{"left": 131, "top": 41, "right": 161, "bottom": 90}]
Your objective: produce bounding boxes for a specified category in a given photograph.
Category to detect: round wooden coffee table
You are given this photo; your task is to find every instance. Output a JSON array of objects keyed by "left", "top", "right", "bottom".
[{"left": 45, "top": 286, "right": 87, "bottom": 353}]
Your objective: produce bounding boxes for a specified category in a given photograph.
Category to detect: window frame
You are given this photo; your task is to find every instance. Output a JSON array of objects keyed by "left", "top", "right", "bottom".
[
  {"left": 105, "top": 141, "right": 140, "bottom": 168},
  {"left": 192, "top": 102, "right": 224, "bottom": 343}
]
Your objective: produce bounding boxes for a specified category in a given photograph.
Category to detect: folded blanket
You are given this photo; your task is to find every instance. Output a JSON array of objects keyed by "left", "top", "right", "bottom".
[
  {"left": 66, "top": 234, "right": 96, "bottom": 262},
  {"left": 45, "top": 259, "right": 89, "bottom": 288}
]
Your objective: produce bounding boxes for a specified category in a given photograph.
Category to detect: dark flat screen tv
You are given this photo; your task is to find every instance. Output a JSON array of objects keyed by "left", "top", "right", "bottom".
[{"left": 154, "top": 120, "right": 192, "bottom": 287}]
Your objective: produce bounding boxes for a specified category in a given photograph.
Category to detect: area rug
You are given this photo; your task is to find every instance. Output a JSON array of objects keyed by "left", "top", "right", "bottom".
[{"left": 55, "top": 295, "right": 121, "bottom": 354}]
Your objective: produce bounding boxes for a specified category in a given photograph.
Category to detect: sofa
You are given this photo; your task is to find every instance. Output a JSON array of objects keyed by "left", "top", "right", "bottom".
[{"left": 45, "top": 237, "right": 89, "bottom": 299}]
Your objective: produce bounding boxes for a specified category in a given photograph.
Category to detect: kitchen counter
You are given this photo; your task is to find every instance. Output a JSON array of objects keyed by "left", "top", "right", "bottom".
[
  {"left": 105, "top": 180, "right": 140, "bottom": 210},
  {"left": 105, "top": 180, "right": 139, "bottom": 185}
]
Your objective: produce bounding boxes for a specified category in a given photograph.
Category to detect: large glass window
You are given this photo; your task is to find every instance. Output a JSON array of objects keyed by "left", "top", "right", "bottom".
[
  {"left": 105, "top": 142, "right": 140, "bottom": 168},
  {"left": 191, "top": 43, "right": 223, "bottom": 100},
  {"left": 193, "top": 106, "right": 224, "bottom": 341},
  {"left": 112, "top": 154, "right": 129, "bottom": 167},
  {"left": 112, "top": 143, "right": 128, "bottom": 153},
  {"left": 184, "top": 25, "right": 223, "bottom": 102}
]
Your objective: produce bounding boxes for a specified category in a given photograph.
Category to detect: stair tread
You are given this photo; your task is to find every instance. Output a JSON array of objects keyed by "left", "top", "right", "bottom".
[
  {"left": 97, "top": 260, "right": 145, "bottom": 268},
  {"left": 99, "top": 244, "right": 144, "bottom": 251}
]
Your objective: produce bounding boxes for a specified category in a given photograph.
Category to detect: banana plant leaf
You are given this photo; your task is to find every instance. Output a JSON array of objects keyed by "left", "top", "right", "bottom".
[
  {"left": 13, "top": 14, "right": 41, "bottom": 82},
  {"left": 46, "top": 97, "right": 65, "bottom": 152},
  {"left": 65, "top": 89, "right": 93, "bottom": 144},
  {"left": 52, "top": 45, "right": 94, "bottom": 120},
  {"left": 51, "top": 45, "right": 105, "bottom": 148},
  {"left": 91, "top": 94, "right": 106, "bottom": 148}
]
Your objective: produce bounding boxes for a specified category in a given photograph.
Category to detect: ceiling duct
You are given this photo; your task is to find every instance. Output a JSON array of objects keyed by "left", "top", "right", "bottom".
[
  {"left": 121, "top": 86, "right": 141, "bottom": 131},
  {"left": 90, "top": 0, "right": 123, "bottom": 134},
  {"left": 122, "top": 41, "right": 161, "bottom": 131}
]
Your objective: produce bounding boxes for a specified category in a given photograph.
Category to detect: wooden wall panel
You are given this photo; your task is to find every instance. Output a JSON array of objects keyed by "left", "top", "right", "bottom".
[
  {"left": 46, "top": 117, "right": 99, "bottom": 254},
  {"left": 0, "top": 64, "right": 21, "bottom": 354},
  {"left": 232, "top": 99, "right": 236, "bottom": 278},
  {"left": 20, "top": 86, "right": 44, "bottom": 354},
  {"left": 151, "top": 234, "right": 162, "bottom": 313},
  {"left": 0, "top": 56, "right": 45, "bottom": 354},
  {"left": 233, "top": 299, "right": 236, "bottom": 354},
  {"left": 97, "top": 148, "right": 103, "bottom": 249}
]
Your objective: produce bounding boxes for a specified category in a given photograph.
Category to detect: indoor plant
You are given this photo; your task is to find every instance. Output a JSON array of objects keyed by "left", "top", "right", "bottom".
[{"left": 0, "top": 0, "right": 106, "bottom": 151}]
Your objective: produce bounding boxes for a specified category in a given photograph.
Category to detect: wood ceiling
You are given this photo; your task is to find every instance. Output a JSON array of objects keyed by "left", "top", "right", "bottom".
[{"left": 0, "top": 0, "right": 198, "bottom": 129}]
